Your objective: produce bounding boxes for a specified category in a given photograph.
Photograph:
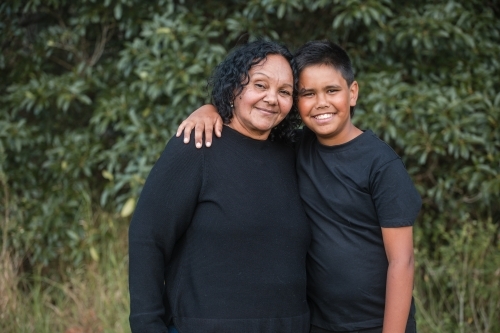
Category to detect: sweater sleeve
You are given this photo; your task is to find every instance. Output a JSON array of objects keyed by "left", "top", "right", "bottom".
[{"left": 128, "top": 135, "right": 204, "bottom": 332}]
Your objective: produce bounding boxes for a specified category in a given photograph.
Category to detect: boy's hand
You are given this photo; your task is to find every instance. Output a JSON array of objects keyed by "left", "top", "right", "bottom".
[{"left": 176, "top": 104, "right": 223, "bottom": 148}]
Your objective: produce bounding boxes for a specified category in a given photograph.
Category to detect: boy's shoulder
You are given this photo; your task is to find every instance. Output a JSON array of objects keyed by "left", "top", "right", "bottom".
[
  {"left": 351, "top": 130, "right": 404, "bottom": 172},
  {"left": 361, "top": 130, "right": 400, "bottom": 156}
]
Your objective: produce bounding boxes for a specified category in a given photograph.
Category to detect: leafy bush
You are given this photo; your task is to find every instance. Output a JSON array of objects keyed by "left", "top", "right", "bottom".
[{"left": 1, "top": 0, "right": 499, "bottom": 331}]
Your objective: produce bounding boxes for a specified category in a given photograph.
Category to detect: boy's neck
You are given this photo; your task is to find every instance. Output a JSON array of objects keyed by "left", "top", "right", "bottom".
[{"left": 316, "top": 125, "right": 363, "bottom": 146}]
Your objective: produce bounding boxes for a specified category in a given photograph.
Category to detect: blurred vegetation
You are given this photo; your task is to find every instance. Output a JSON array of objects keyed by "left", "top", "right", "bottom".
[
  {"left": 0, "top": 212, "right": 129, "bottom": 332},
  {"left": 1, "top": 0, "right": 499, "bottom": 332}
]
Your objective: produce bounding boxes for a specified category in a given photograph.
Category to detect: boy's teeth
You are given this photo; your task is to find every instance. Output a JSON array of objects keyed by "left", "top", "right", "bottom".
[{"left": 315, "top": 114, "right": 332, "bottom": 120}]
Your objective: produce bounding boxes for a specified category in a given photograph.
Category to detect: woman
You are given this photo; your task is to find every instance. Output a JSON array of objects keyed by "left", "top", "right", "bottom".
[{"left": 128, "top": 40, "right": 311, "bottom": 333}]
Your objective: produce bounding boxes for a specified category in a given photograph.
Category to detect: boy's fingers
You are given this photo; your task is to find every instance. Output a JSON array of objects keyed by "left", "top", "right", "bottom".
[
  {"left": 176, "top": 120, "right": 186, "bottom": 137},
  {"left": 204, "top": 128, "right": 213, "bottom": 147},
  {"left": 183, "top": 125, "right": 193, "bottom": 144},
  {"left": 177, "top": 119, "right": 196, "bottom": 144},
  {"left": 215, "top": 118, "right": 223, "bottom": 138},
  {"left": 194, "top": 123, "right": 204, "bottom": 149},
  {"left": 203, "top": 118, "right": 215, "bottom": 147}
]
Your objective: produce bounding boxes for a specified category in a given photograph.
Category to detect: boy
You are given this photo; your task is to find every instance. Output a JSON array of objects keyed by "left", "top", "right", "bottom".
[{"left": 176, "top": 40, "right": 421, "bottom": 333}]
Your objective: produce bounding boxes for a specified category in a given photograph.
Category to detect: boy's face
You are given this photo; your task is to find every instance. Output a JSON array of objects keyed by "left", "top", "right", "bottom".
[{"left": 297, "top": 64, "right": 358, "bottom": 146}]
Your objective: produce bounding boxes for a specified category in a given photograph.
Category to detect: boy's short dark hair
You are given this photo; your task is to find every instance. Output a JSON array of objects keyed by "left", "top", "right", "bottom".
[{"left": 292, "top": 40, "right": 356, "bottom": 117}]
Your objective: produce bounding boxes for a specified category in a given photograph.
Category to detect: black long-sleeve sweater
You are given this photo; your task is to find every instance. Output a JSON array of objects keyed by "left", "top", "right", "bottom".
[{"left": 129, "top": 127, "right": 311, "bottom": 333}]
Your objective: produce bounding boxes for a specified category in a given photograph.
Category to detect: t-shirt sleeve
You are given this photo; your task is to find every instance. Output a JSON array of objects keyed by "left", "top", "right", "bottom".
[
  {"left": 128, "top": 135, "right": 203, "bottom": 332},
  {"left": 371, "top": 158, "right": 422, "bottom": 228}
]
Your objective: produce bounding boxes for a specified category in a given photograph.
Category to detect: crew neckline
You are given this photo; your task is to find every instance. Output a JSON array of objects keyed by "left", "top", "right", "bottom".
[
  {"left": 222, "top": 125, "right": 272, "bottom": 149},
  {"left": 314, "top": 129, "right": 372, "bottom": 152}
]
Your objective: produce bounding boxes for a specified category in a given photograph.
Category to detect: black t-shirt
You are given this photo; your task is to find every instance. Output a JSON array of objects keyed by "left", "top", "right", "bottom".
[
  {"left": 296, "top": 128, "right": 421, "bottom": 331},
  {"left": 129, "top": 127, "right": 311, "bottom": 333}
]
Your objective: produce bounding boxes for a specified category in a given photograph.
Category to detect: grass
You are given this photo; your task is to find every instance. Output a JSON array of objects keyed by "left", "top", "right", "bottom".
[
  {"left": 0, "top": 225, "right": 130, "bottom": 333},
  {"left": 414, "top": 219, "right": 500, "bottom": 333},
  {"left": 1, "top": 216, "right": 499, "bottom": 333}
]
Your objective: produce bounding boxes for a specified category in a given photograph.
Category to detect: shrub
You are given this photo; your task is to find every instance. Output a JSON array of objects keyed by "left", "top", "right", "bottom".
[{"left": 1, "top": 0, "right": 499, "bottom": 331}]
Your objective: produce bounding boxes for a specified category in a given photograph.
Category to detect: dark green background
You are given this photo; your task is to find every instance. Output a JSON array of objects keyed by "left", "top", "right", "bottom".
[{"left": 1, "top": 1, "right": 499, "bottom": 332}]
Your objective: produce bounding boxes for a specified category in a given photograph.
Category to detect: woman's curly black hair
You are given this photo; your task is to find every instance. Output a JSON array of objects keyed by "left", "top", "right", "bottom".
[{"left": 208, "top": 39, "right": 301, "bottom": 143}]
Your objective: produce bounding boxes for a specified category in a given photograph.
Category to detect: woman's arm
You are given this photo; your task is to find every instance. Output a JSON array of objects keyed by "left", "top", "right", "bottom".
[
  {"left": 176, "top": 104, "right": 223, "bottom": 148},
  {"left": 129, "top": 136, "right": 204, "bottom": 332},
  {"left": 381, "top": 226, "right": 415, "bottom": 333}
]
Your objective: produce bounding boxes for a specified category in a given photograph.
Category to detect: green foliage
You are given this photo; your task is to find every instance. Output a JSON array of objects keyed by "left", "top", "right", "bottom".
[{"left": 1, "top": 0, "right": 499, "bottom": 331}]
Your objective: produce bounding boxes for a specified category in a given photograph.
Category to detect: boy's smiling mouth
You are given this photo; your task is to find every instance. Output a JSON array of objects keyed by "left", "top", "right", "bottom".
[{"left": 313, "top": 113, "right": 335, "bottom": 120}]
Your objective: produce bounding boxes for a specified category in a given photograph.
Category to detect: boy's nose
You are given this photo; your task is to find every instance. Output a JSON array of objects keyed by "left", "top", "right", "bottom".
[{"left": 316, "top": 94, "right": 329, "bottom": 109}]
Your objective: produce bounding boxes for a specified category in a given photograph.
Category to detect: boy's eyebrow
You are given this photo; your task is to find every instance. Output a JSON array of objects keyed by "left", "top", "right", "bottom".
[
  {"left": 324, "top": 84, "right": 342, "bottom": 89},
  {"left": 298, "top": 84, "right": 342, "bottom": 93}
]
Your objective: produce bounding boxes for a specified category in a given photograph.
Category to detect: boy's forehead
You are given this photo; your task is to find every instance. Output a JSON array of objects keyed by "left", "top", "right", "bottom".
[{"left": 299, "top": 64, "right": 347, "bottom": 86}]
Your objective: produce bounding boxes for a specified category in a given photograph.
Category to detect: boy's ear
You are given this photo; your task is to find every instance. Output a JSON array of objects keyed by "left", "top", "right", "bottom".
[{"left": 349, "top": 81, "right": 359, "bottom": 107}]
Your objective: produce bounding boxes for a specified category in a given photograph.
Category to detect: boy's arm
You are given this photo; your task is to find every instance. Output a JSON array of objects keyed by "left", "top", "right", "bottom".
[
  {"left": 176, "top": 104, "right": 223, "bottom": 148},
  {"left": 381, "top": 226, "right": 415, "bottom": 333}
]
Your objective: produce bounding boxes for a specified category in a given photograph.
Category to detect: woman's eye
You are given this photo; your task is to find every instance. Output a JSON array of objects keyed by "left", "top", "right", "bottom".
[
  {"left": 280, "top": 90, "right": 291, "bottom": 96},
  {"left": 255, "top": 83, "right": 265, "bottom": 89}
]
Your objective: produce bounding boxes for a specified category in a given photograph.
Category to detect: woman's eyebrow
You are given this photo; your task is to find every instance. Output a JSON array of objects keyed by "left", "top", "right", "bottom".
[
  {"left": 251, "top": 71, "right": 270, "bottom": 78},
  {"left": 252, "top": 72, "right": 293, "bottom": 88}
]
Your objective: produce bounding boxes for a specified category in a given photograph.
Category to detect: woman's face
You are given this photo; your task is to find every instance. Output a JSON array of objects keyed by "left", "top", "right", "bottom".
[{"left": 229, "top": 54, "right": 294, "bottom": 140}]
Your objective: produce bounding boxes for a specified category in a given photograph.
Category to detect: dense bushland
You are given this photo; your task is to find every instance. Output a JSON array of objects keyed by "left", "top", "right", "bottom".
[{"left": 1, "top": 0, "right": 499, "bottom": 332}]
